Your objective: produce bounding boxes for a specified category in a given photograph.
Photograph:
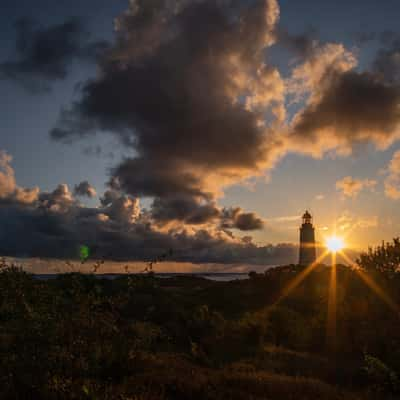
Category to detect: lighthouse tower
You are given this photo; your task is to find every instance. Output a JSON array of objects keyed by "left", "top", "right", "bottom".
[{"left": 299, "top": 210, "right": 316, "bottom": 266}]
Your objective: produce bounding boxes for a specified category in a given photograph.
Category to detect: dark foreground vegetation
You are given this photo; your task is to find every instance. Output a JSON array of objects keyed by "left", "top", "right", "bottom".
[{"left": 2, "top": 240, "right": 400, "bottom": 399}]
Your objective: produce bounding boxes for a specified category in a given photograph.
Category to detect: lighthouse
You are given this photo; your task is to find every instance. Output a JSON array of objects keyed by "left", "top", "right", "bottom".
[{"left": 299, "top": 210, "right": 316, "bottom": 266}]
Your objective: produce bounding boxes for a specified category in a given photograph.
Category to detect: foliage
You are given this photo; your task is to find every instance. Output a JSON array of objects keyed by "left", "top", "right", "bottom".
[
  {"left": 363, "top": 354, "right": 400, "bottom": 395},
  {"left": 0, "top": 256, "right": 400, "bottom": 399},
  {"left": 357, "top": 238, "right": 400, "bottom": 277}
]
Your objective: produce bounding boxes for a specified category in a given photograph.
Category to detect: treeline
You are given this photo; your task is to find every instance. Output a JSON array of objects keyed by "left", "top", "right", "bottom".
[{"left": 1, "top": 239, "right": 400, "bottom": 399}]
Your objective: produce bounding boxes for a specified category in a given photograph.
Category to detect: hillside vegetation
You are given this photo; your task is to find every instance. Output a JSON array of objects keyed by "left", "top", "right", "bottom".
[{"left": 1, "top": 239, "right": 400, "bottom": 399}]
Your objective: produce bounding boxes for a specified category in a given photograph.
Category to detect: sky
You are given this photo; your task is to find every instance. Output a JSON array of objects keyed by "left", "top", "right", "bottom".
[{"left": 1, "top": 0, "right": 400, "bottom": 268}]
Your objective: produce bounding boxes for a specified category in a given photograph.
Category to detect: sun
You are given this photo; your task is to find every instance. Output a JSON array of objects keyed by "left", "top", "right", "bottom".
[{"left": 326, "top": 236, "right": 345, "bottom": 253}]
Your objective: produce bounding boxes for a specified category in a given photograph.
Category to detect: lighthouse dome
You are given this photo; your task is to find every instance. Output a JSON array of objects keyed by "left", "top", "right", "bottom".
[{"left": 303, "top": 210, "right": 312, "bottom": 219}]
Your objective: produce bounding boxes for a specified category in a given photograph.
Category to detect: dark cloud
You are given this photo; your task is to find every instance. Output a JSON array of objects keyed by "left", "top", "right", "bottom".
[
  {"left": 234, "top": 212, "right": 265, "bottom": 231},
  {"left": 351, "top": 30, "right": 400, "bottom": 84},
  {"left": 51, "top": 0, "right": 283, "bottom": 202},
  {"left": 74, "top": 181, "right": 97, "bottom": 198},
  {"left": 151, "top": 195, "right": 220, "bottom": 225},
  {"left": 221, "top": 207, "right": 265, "bottom": 231},
  {"left": 0, "top": 149, "right": 286, "bottom": 264},
  {"left": 0, "top": 17, "right": 108, "bottom": 92},
  {"left": 372, "top": 36, "right": 400, "bottom": 84},
  {"left": 0, "top": 185, "right": 294, "bottom": 265},
  {"left": 149, "top": 194, "right": 264, "bottom": 230},
  {"left": 110, "top": 158, "right": 209, "bottom": 199},
  {"left": 82, "top": 145, "right": 114, "bottom": 159},
  {"left": 277, "top": 27, "right": 318, "bottom": 60},
  {"left": 100, "top": 189, "right": 119, "bottom": 207},
  {"left": 290, "top": 70, "right": 400, "bottom": 152},
  {"left": 353, "top": 30, "right": 399, "bottom": 47},
  {"left": 276, "top": 27, "right": 400, "bottom": 157},
  {"left": 49, "top": 0, "right": 283, "bottom": 241}
]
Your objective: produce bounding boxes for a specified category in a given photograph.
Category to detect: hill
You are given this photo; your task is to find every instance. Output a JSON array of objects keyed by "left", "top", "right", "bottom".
[{"left": 1, "top": 261, "right": 400, "bottom": 399}]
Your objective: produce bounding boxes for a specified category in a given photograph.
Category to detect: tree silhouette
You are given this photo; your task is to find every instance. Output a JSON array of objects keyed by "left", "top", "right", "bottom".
[{"left": 357, "top": 238, "right": 400, "bottom": 277}]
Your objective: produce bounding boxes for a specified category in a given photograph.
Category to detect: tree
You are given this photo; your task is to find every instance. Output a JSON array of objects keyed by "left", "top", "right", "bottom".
[{"left": 357, "top": 238, "right": 400, "bottom": 277}]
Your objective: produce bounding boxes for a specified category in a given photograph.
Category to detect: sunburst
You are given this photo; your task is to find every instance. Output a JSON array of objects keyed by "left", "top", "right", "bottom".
[
  {"left": 274, "top": 229, "right": 399, "bottom": 352},
  {"left": 326, "top": 236, "right": 345, "bottom": 253}
]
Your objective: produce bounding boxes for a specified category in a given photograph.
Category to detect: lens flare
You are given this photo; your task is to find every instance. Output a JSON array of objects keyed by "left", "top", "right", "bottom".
[{"left": 326, "top": 236, "right": 344, "bottom": 253}]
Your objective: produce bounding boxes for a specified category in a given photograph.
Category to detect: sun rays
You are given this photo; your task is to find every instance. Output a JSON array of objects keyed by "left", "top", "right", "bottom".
[
  {"left": 326, "top": 252, "right": 337, "bottom": 351},
  {"left": 339, "top": 251, "right": 400, "bottom": 315},
  {"left": 274, "top": 236, "right": 400, "bottom": 353},
  {"left": 275, "top": 250, "right": 330, "bottom": 304}
]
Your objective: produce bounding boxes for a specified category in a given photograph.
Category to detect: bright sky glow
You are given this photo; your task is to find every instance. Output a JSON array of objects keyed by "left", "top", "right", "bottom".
[{"left": 326, "top": 236, "right": 345, "bottom": 253}]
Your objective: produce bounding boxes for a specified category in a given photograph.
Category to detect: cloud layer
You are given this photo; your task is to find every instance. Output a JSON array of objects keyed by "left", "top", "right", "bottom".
[{"left": 0, "top": 150, "right": 295, "bottom": 264}]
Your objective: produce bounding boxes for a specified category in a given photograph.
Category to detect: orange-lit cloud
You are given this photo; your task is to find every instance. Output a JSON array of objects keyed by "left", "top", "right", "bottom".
[
  {"left": 0, "top": 150, "right": 39, "bottom": 205},
  {"left": 336, "top": 176, "right": 377, "bottom": 198},
  {"left": 384, "top": 150, "right": 400, "bottom": 199}
]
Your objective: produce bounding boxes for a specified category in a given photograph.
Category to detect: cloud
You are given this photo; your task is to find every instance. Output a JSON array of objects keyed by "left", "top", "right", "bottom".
[
  {"left": 50, "top": 0, "right": 285, "bottom": 205},
  {"left": 352, "top": 30, "right": 400, "bottom": 84},
  {"left": 102, "top": 193, "right": 140, "bottom": 224},
  {"left": 0, "top": 185, "right": 294, "bottom": 265},
  {"left": 151, "top": 195, "right": 220, "bottom": 225},
  {"left": 372, "top": 31, "right": 400, "bottom": 84},
  {"left": 150, "top": 196, "right": 264, "bottom": 231},
  {"left": 384, "top": 150, "right": 400, "bottom": 199},
  {"left": 82, "top": 145, "right": 114, "bottom": 159},
  {"left": 0, "top": 150, "right": 39, "bottom": 205},
  {"left": 277, "top": 27, "right": 319, "bottom": 60},
  {"left": 290, "top": 70, "right": 400, "bottom": 156},
  {"left": 38, "top": 184, "right": 76, "bottom": 213},
  {"left": 233, "top": 212, "right": 265, "bottom": 231},
  {"left": 284, "top": 36, "right": 400, "bottom": 158},
  {"left": 0, "top": 201, "right": 298, "bottom": 263},
  {"left": 336, "top": 212, "right": 379, "bottom": 232},
  {"left": 221, "top": 207, "right": 265, "bottom": 231},
  {"left": 47, "top": 0, "right": 286, "bottom": 241},
  {"left": 74, "top": 180, "right": 97, "bottom": 198},
  {"left": 0, "top": 17, "right": 108, "bottom": 93},
  {"left": 0, "top": 151, "right": 17, "bottom": 198},
  {"left": 286, "top": 42, "right": 356, "bottom": 103},
  {"left": 0, "top": 149, "right": 286, "bottom": 264},
  {"left": 336, "top": 176, "right": 377, "bottom": 198},
  {"left": 270, "top": 215, "right": 301, "bottom": 223}
]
